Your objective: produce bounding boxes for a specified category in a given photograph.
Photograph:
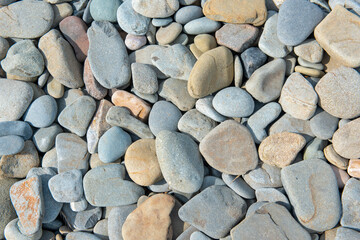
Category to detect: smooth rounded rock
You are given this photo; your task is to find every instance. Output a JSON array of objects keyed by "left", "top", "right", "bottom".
[
  {"left": 156, "top": 22, "right": 182, "bottom": 45},
  {"left": 132, "top": 0, "right": 179, "bottom": 18},
  {"left": 174, "top": 6, "right": 203, "bottom": 24},
  {"left": 0, "top": 37, "right": 9, "bottom": 60},
  {"left": 294, "top": 39, "right": 323, "bottom": 64},
  {"left": 24, "top": 95, "right": 57, "bottom": 128},
  {"left": 184, "top": 17, "right": 221, "bottom": 35},
  {"left": 131, "top": 63, "right": 158, "bottom": 95},
  {"left": 309, "top": 110, "right": 339, "bottom": 140},
  {"left": 0, "top": 121, "right": 32, "bottom": 140},
  {"left": 62, "top": 204, "right": 102, "bottom": 230},
  {"left": 243, "top": 163, "right": 282, "bottom": 190},
  {"left": 340, "top": 178, "right": 360, "bottom": 230},
  {"left": 117, "top": 0, "right": 150, "bottom": 35},
  {"left": 194, "top": 34, "right": 217, "bottom": 53},
  {"left": 348, "top": 159, "right": 360, "bottom": 178},
  {"left": 90, "top": 0, "right": 121, "bottom": 22},
  {"left": 152, "top": 17, "right": 173, "bottom": 27},
  {"left": 195, "top": 96, "right": 227, "bottom": 122},
  {"left": 33, "top": 124, "right": 63, "bottom": 153},
  {"left": 83, "top": 58, "right": 108, "bottom": 100},
  {"left": 66, "top": 232, "right": 101, "bottom": 240},
  {"left": 324, "top": 144, "right": 349, "bottom": 170},
  {"left": 51, "top": 3, "right": 73, "bottom": 28},
  {"left": 332, "top": 117, "right": 360, "bottom": 159},
  {"left": 107, "top": 204, "right": 137, "bottom": 240},
  {"left": 125, "top": 34, "right": 147, "bottom": 50},
  {"left": 148, "top": 101, "right": 182, "bottom": 136}
]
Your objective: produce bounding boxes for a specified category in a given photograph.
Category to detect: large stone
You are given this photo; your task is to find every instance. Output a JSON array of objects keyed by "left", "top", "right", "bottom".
[
  {"left": 332, "top": 117, "right": 360, "bottom": 159},
  {"left": 314, "top": 5, "right": 360, "bottom": 68},
  {"left": 188, "top": 46, "right": 233, "bottom": 98},
  {"left": 0, "top": 136, "right": 24, "bottom": 156},
  {"left": 132, "top": 0, "right": 179, "bottom": 18},
  {"left": 281, "top": 160, "right": 341, "bottom": 232},
  {"left": 341, "top": 178, "right": 360, "bottom": 230},
  {"left": 87, "top": 21, "right": 130, "bottom": 89},
  {"left": 200, "top": 120, "right": 258, "bottom": 175},
  {"left": 203, "top": 0, "right": 267, "bottom": 26},
  {"left": 0, "top": 0, "right": 53, "bottom": 38}
]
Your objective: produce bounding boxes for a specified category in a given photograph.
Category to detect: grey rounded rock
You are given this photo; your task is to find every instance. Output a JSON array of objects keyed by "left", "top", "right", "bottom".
[
  {"left": 0, "top": 135, "right": 25, "bottom": 156},
  {"left": 222, "top": 174, "right": 255, "bottom": 199},
  {"left": 148, "top": 101, "right": 182, "bottom": 136},
  {"left": 93, "top": 219, "right": 108, "bottom": 240},
  {"left": 66, "top": 231, "right": 102, "bottom": 240},
  {"left": 213, "top": 87, "right": 255, "bottom": 118},
  {"left": 200, "top": 175, "right": 225, "bottom": 191},
  {"left": 255, "top": 188, "right": 291, "bottom": 209},
  {"left": 62, "top": 204, "right": 102, "bottom": 230},
  {"left": 152, "top": 17, "right": 173, "bottom": 27},
  {"left": 108, "top": 204, "right": 137, "bottom": 240},
  {"left": 340, "top": 178, "right": 360, "bottom": 230},
  {"left": 294, "top": 39, "right": 323, "bottom": 63},
  {"left": 174, "top": 6, "right": 203, "bottom": 24},
  {"left": 33, "top": 123, "right": 63, "bottom": 152},
  {"left": 131, "top": 63, "right": 158, "bottom": 94},
  {"left": 310, "top": 110, "right": 339, "bottom": 140},
  {"left": 70, "top": 197, "right": 88, "bottom": 212},
  {"left": 24, "top": 95, "right": 57, "bottom": 128},
  {"left": 234, "top": 55, "right": 243, "bottom": 87},
  {"left": 190, "top": 231, "right": 211, "bottom": 240},
  {"left": 89, "top": 0, "right": 121, "bottom": 22},
  {"left": 184, "top": 17, "right": 221, "bottom": 35},
  {"left": 4, "top": 218, "right": 42, "bottom": 240},
  {"left": 298, "top": 57, "right": 324, "bottom": 70},
  {"left": 196, "top": 96, "right": 227, "bottom": 122},
  {"left": 0, "top": 121, "right": 32, "bottom": 140},
  {"left": 243, "top": 163, "right": 282, "bottom": 190},
  {"left": 117, "top": 0, "right": 150, "bottom": 35},
  {"left": 241, "top": 47, "right": 267, "bottom": 79}
]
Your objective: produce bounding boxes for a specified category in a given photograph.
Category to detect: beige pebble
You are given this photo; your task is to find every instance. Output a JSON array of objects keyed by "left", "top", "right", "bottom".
[
  {"left": 332, "top": 117, "right": 360, "bottom": 159},
  {"left": 156, "top": 22, "right": 182, "bottom": 45},
  {"left": 189, "top": 43, "right": 203, "bottom": 59},
  {"left": 51, "top": 3, "right": 73, "bottom": 27},
  {"left": 324, "top": 144, "right": 349, "bottom": 170},
  {"left": 294, "top": 66, "right": 325, "bottom": 78},
  {"left": 194, "top": 34, "right": 217, "bottom": 53}
]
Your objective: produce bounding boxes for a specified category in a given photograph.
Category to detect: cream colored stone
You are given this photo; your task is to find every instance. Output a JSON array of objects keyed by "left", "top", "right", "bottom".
[
  {"left": 52, "top": 3, "right": 73, "bottom": 27},
  {"left": 189, "top": 44, "right": 203, "bottom": 59},
  {"left": 294, "top": 66, "right": 325, "bottom": 78},
  {"left": 156, "top": 22, "right": 182, "bottom": 45},
  {"left": 332, "top": 117, "right": 360, "bottom": 159},
  {"left": 194, "top": 34, "right": 217, "bottom": 53},
  {"left": 324, "top": 144, "right": 349, "bottom": 170}
]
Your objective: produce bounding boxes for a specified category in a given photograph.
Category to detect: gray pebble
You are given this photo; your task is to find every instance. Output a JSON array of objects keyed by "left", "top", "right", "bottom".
[
  {"left": 0, "top": 121, "right": 32, "bottom": 140},
  {"left": 303, "top": 138, "right": 327, "bottom": 160},
  {"left": 200, "top": 175, "right": 225, "bottom": 191},
  {"left": 82, "top": 0, "right": 93, "bottom": 23},
  {"left": 70, "top": 197, "right": 88, "bottom": 212},
  {"left": 245, "top": 201, "right": 267, "bottom": 218},
  {"left": 171, "top": 33, "right": 189, "bottom": 45},
  {"left": 174, "top": 6, "right": 203, "bottom": 24},
  {"left": 341, "top": 178, "right": 360, "bottom": 230},
  {"left": 116, "top": 0, "right": 150, "bottom": 35},
  {"left": 4, "top": 218, "right": 42, "bottom": 240},
  {"left": 33, "top": 123, "right": 63, "bottom": 153},
  {"left": 184, "top": 17, "right": 221, "bottom": 35},
  {"left": 131, "top": 88, "right": 159, "bottom": 103},
  {"left": 23, "top": 95, "right": 57, "bottom": 128},
  {"left": 310, "top": 110, "right": 339, "bottom": 140},
  {"left": 148, "top": 101, "right": 182, "bottom": 136},
  {"left": 255, "top": 188, "right": 290, "bottom": 209},
  {"left": 241, "top": 47, "right": 267, "bottom": 79},
  {"left": 151, "top": 17, "right": 172, "bottom": 27},
  {"left": 131, "top": 63, "right": 158, "bottom": 94},
  {"left": 243, "top": 163, "right": 282, "bottom": 190},
  {"left": 177, "top": 226, "right": 199, "bottom": 240},
  {"left": 335, "top": 227, "right": 360, "bottom": 240},
  {"left": 0, "top": 135, "right": 24, "bottom": 156},
  {"left": 196, "top": 96, "right": 227, "bottom": 122},
  {"left": 234, "top": 55, "right": 243, "bottom": 87},
  {"left": 37, "top": 68, "right": 49, "bottom": 87},
  {"left": 93, "top": 219, "right": 108, "bottom": 240},
  {"left": 222, "top": 174, "right": 255, "bottom": 199},
  {"left": 57, "top": 88, "right": 84, "bottom": 114},
  {"left": 147, "top": 178, "right": 171, "bottom": 192},
  {"left": 179, "top": 0, "right": 197, "bottom": 5},
  {"left": 108, "top": 204, "right": 137, "bottom": 240},
  {"left": 156, "top": 130, "right": 204, "bottom": 193},
  {"left": 285, "top": 55, "right": 297, "bottom": 76},
  {"left": 190, "top": 231, "right": 211, "bottom": 240},
  {"left": 62, "top": 204, "right": 102, "bottom": 230}
]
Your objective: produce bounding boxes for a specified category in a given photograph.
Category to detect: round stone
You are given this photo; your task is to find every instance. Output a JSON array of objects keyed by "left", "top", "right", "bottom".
[
  {"left": 125, "top": 34, "right": 147, "bottom": 51},
  {"left": 23, "top": 95, "right": 57, "bottom": 128},
  {"left": 184, "top": 17, "right": 221, "bottom": 35},
  {"left": 156, "top": 22, "right": 182, "bottom": 45},
  {"left": 148, "top": 101, "right": 182, "bottom": 136},
  {"left": 33, "top": 123, "right": 63, "bottom": 152},
  {"left": 132, "top": 0, "right": 179, "bottom": 18},
  {"left": 174, "top": 6, "right": 203, "bottom": 24},
  {"left": 309, "top": 110, "right": 339, "bottom": 140},
  {"left": 0, "top": 121, "right": 33, "bottom": 140},
  {"left": 90, "top": 0, "right": 121, "bottom": 22},
  {"left": 117, "top": 0, "right": 150, "bottom": 35},
  {"left": 48, "top": 169, "right": 83, "bottom": 203},
  {"left": 294, "top": 39, "right": 323, "bottom": 63}
]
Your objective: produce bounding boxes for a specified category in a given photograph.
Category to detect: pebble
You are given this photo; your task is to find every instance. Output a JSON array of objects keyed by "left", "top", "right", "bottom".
[
  {"left": 107, "top": 205, "right": 137, "bottom": 240},
  {"left": 277, "top": 0, "right": 324, "bottom": 46},
  {"left": 179, "top": 185, "right": 247, "bottom": 239},
  {"left": 48, "top": 169, "right": 83, "bottom": 203},
  {"left": 215, "top": 24, "right": 259, "bottom": 53},
  {"left": 51, "top": 3, "right": 73, "bottom": 28},
  {"left": 294, "top": 66, "right": 325, "bottom": 78},
  {"left": 10, "top": 176, "right": 43, "bottom": 236},
  {"left": 200, "top": 120, "right": 258, "bottom": 175},
  {"left": 58, "top": 95, "right": 96, "bottom": 137},
  {"left": 332, "top": 117, "right": 360, "bottom": 159},
  {"left": 46, "top": 77, "right": 65, "bottom": 99},
  {"left": 184, "top": 17, "right": 221, "bottom": 35},
  {"left": 259, "top": 12, "right": 293, "bottom": 58},
  {"left": 348, "top": 159, "right": 360, "bottom": 178},
  {"left": 190, "top": 231, "right": 211, "bottom": 240},
  {"left": 0, "top": 0, "right": 53, "bottom": 38},
  {"left": 1, "top": 40, "right": 44, "bottom": 78},
  {"left": 255, "top": 188, "right": 290, "bottom": 209},
  {"left": 61, "top": 204, "right": 102, "bottom": 230},
  {"left": 234, "top": 55, "right": 243, "bottom": 87},
  {"left": 24, "top": 95, "right": 57, "bottom": 128},
  {"left": 83, "top": 164, "right": 144, "bottom": 206},
  {"left": 57, "top": 89, "right": 84, "bottom": 113},
  {"left": 309, "top": 110, "right": 339, "bottom": 140},
  {"left": 56, "top": 133, "right": 89, "bottom": 174},
  {"left": 0, "top": 140, "right": 39, "bottom": 178},
  {"left": 87, "top": 21, "right": 130, "bottom": 89},
  {"left": 315, "top": 66, "right": 360, "bottom": 119},
  {"left": 131, "top": 63, "right": 158, "bottom": 95},
  {"left": 132, "top": 0, "right": 179, "bottom": 18},
  {"left": 340, "top": 178, "right": 360, "bottom": 230},
  {"left": 222, "top": 174, "right": 255, "bottom": 199},
  {"left": 70, "top": 196, "right": 88, "bottom": 212},
  {"left": 32, "top": 124, "right": 62, "bottom": 153},
  {"left": 0, "top": 78, "right": 34, "bottom": 122},
  {"left": 0, "top": 36, "right": 9, "bottom": 60},
  {"left": 335, "top": 227, "right": 360, "bottom": 239},
  {"left": 203, "top": 0, "right": 267, "bottom": 26},
  {"left": 41, "top": 148, "right": 58, "bottom": 171},
  {"left": 194, "top": 34, "right": 217, "bottom": 53},
  {"left": 39, "top": 29, "right": 83, "bottom": 89},
  {"left": 294, "top": 39, "right": 323, "bottom": 63},
  {"left": 122, "top": 194, "right": 175, "bottom": 240},
  {"left": 281, "top": 159, "right": 341, "bottom": 232},
  {"left": 158, "top": 78, "right": 196, "bottom": 111},
  {"left": 247, "top": 102, "right": 282, "bottom": 143},
  {"left": 331, "top": 165, "right": 350, "bottom": 188},
  {"left": 188, "top": 46, "right": 233, "bottom": 98},
  {"left": 156, "top": 22, "right": 182, "bottom": 45},
  {"left": 315, "top": 5, "right": 360, "bottom": 68},
  {"left": 98, "top": 126, "right": 131, "bottom": 163},
  {"left": 298, "top": 57, "right": 324, "bottom": 70},
  {"left": 117, "top": 0, "right": 150, "bottom": 35},
  {"left": 124, "top": 139, "right": 162, "bottom": 186},
  {"left": 111, "top": 90, "right": 151, "bottom": 121},
  {"left": 93, "top": 219, "right": 108, "bottom": 240},
  {"left": 174, "top": 6, "right": 203, "bottom": 24},
  {"left": 4, "top": 218, "right": 42, "bottom": 240},
  {"left": 0, "top": 177, "right": 17, "bottom": 239},
  {"left": 148, "top": 101, "right": 182, "bottom": 136},
  {"left": 259, "top": 132, "right": 306, "bottom": 168},
  {"left": 230, "top": 203, "right": 311, "bottom": 240},
  {"left": 303, "top": 138, "right": 327, "bottom": 161},
  {"left": 0, "top": 121, "right": 33, "bottom": 140},
  {"left": 200, "top": 176, "right": 225, "bottom": 191},
  {"left": 196, "top": 96, "right": 227, "bottom": 122},
  {"left": 152, "top": 17, "right": 172, "bottom": 27},
  {"left": 156, "top": 130, "right": 204, "bottom": 193},
  {"left": 241, "top": 47, "right": 267, "bottom": 79},
  {"left": 243, "top": 162, "right": 282, "bottom": 189},
  {"left": 279, "top": 72, "right": 318, "bottom": 120},
  {"left": 83, "top": 58, "right": 107, "bottom": 100},
  {"left": 66, "top": 232, "right": 101, "bottom": 240},
  {"left": 89, "top": 0, "right": 121, "bottom": 22},
  {"left": 125, "top": 34, "right": 147, "bottom": 51}
]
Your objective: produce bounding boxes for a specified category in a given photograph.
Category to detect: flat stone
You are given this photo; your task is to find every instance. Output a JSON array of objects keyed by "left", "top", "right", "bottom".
[
  {"left": 66, "top": 232, "right": 102, "bottom": 240},
  {"left": 48, "top": 169, "right": 83, "bottom": 203},
  {"left": 51, "top": 3, "right": 73, "bottom": 28},
  {"left": 179, "top": 185, "right": 247, "bottom": 239},
  {"left": 108, "top": 204, "right": 137, "bottom": 240},
  {"left": 230, "top": 203, "right": 311, "bottom": 240},
  {"left": 255, "top": 188, "right": 290, "bottom": 209},
  {"left": 213, "top": 87, "right": 254, "bottom": 118},
  {"left": 222, "top": 174, "right": 255, "bottom": 199},
  {"left": 259, "top": 12, "right": 293, "bottom": 58},
  {"left": 215, "top": 24, "right": 259, "bottom": 53},
  {"left": 259, "top": 132, "right": 306, "bottom": 168},
  {"left": 156, "top": 131, "right": 204, "bottom": 193},
  {"left": 122, "top": 194, "right": 175, "bottom": 240},
  {"left": 348, "top": 159, "right": 360, "bottom": 178},
  {"left": 10, "top": 176, "right": 43, "bottom": 235},
  {"left": 281, "top": 159, "right": 341, "bottom": 232},
  {"left": 132, "top": 0, "right": 179, "bottom": 18},
  {"left": 151, "top": 44, "right": 196, "bottom": 81},
  {"left": 341, "top": 178, "right": 360, "bottom": 230},
  {"left": 174, "top": 6, "right": 203, "bottom": 24},
  {"left": 315, "top": 66, "right": 360, "bottom": 119},
  {"left": 0, "top": 0, "right": 53, "bottom": 38},
  {"left": 188, "top": 46, "right": 233, "bottom": 98},
  {"left": 111, "top": 90, "right": 151, "bottom": 122},
  {"left": 152, "top": 17, "right": 173, "bottom": 27},
  {"left": 195, "top": 96, "right": 227, "bottom": 122},
  {"left": 125, "top": 139, "right": 162, "bottom": 186},
  {"left": 62, "top": 204, "right": 102, "bottom": 230},
  {"left": 88, "top": 21, "right": 130, "bottom": 89},
  {"left": 279, "top": 72, "right": 318, "bottom": 120},
  {"left": 58, "top": 96, "right": 96, "bottom": 137},
  {"left": 158, "top": 78, "right": 196, "bottom": 111},
  {"left": 39, "top": 29, "right": 83, "bottom": 88},
  {"left": 298, "top": 58, "right": 324, "bottom": 71},
  {"left": 56, "top": 133, "right": 89, "bottom": 174},
  {"left": 241, "top": 47, "right": 267, "bottom": 79},
  {"left": 332, "top": 117, "right": 360, "bottom": 159},
  {"left": 32, "top": 124, "right": 62, "bottom": 153},
  {"left": 90, "top": 0, "right": 121, "bottom": 22},
  {"left": 200, "top": 120, "right": 258, "bottom": 175},
  {"left": 184, "top": 17, "right": 221, "bottom": 35},
  {"left": 243, "top": 162, "right": 282, "bottom": 189},
  {"left": 203, "top": 0, "right": 267, "bottom": 26},
  {"left": 83, "top": 164, "right": 144, "bottom": 206},
  {"left": 23, "top": 95, "right": 57, "bottom": 128},
  {"left": 294, "top": 66, "right": 325, "bottom": 78},
  {"left": 125, "top": 34, "right": 147, "bottom": 51},
  {"left": 315, "top": 5, "right": 360, "bottom": 68},
  {"left": 106, "top": 106, "right": 154, "bottom": 139},
  {"left": 59, "top": 16, "right": 89, "bottom": 62},
  {"left": 0, "top": 177, "right": 17, "bottom": 239},
  {"left": 0, "top": 78, "right": 34, "bottom": 122},
  {"left": 117, "top": 0, "right": 150, "bottom": 35},
  {"left": 83, "top": 58, "right": 107, "bottom": 100},
  {"left": 277, "top": 0, "right": 324, "bottom": 46},
  {"left": 131, "top": 63, "right": 158, "bottom": 95},
  {"left": 1, "top": 40, "right": 44, "bottom": 78},
  {"left": 309, "top": 110, "right": 339, "bottom": 140},
  {"left": 156, "top": 22, "right": 182, "bottom": 45},
  {"left": 0, "top": 121, "right": 32, "bottom": 140},
  {"left": 194, "top": 34, "right": 217, "bottom": 53},
  {"left": 149, "top": 101, "right": 182, "bottom": 136},
  {"left": 0, "top": 140, "right": 39, "bottom": 178},
  {"left": 294, "top": 39, "right": 323, "bottom": 63}
]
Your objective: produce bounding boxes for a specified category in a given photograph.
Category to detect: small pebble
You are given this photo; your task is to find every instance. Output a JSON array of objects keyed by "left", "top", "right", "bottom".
[
  {"left": 184, "top": 17, "right": 221, "bottom": 35},
  {"left": 125, "top": 34, "right": 147, "bottom": 51},
  {"left": 24, "top": 95, "right": 58, "bottom": 128},
  {"left": 174, "top": 6, "right": 203, "bottom": 24},
  {"left": 294, "top": 39, "right": 323, "bottom": 63},
  {"left": 222, "top": 174, "right": 255, "bottom": 199},
  {"left": 241, "top": 47, "right": 267, "bottom": 79},
  {"left": 196, "top": 96, "right": 227, "bottom": 122},
  {"left": 156, "top": 22, "right": 182, "bottom": 45},
  {"left": 148, "top": 101, "right": 182, "bottom": 136}
]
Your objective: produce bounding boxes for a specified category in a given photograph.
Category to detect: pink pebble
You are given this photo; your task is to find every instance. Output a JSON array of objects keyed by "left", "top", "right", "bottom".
[{"left": 125, "top": 34, "right": 147, "bottom": 51}]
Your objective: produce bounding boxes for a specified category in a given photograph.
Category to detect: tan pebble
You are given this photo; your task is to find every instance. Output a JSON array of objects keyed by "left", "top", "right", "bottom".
[
  {"left": 46, "top": 76, "right": 65, "bottom": 99},
  {"left": 56, "top": 233, "right": 63, "bottom": 240},
  {"left": 189, "top": 43, "right": 203, "bottom": 59},
  {"left": 330, "top": 165, "right": 350, "bottom": 188},
  {"left": 194, "top": 34, "right": 217, "bottom": 53},
  {"left": 51, "top": 3, "right": 73, "bottom": 27},
  {"left": 321, "top": 52, "right": 343, "bottom": 73},
  {"left": 332, "top": 117, "right": 360, "bottom": 159},
  {"left": 259, "top": 132, "right": 306, "bottom": 168},
  {"left": 7, "top": 73, "right": 37, "bottom": 82},
  {"left": 294, "top": 66, "right": 325, "bottom": 78},
  {"left": 348, "top": 159, "right": 360, "bottom": 178},
  {"left": 156, "top": 22, "right": 182, "bottom": 45},
  {"left": 90, "top": 153, "right": 120, "bottom": 169},
  {"left": 324, "top": 144, "right": 349, "bottom": 170}
]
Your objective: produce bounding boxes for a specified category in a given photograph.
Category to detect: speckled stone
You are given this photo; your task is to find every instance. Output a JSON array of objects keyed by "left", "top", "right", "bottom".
[
  {"left": 66, "top": 232, "right": 102, "bottom": 240},
  {"left": 117, "top": 0, "right": 150, "bottom": 35},
  {"left": 255, "top": 188, "right": 290, "bottom": 209},
  {"left": 309, "top": 110, "right": 339, "bottom": 140},
  {"left": 148, "top": 101, "right": 182, "bottom": 136},
  {"left": 294, "top": 39, "right": 323, "bottom": 63},
  {"left": 131, "top": 63, "right": 158, "bottom": 95},
  {"left": 0, "top": 177, "right": 17, "bottom": 239},
  {"left": 48, "top": 169, "right": 83, "bottom": 203},
  {"left": 125, "top": 34, "right": 147, "bottom": 51},
  {"left": 24, "top": 95, "right": 57, "bottom": 128}
]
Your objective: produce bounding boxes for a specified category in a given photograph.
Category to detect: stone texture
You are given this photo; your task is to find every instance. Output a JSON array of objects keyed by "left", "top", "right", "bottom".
[
  {"left": 196, "top": 96, "right": 227, "bottom": 122},
  {"left": 132, "top": 0, "right": 179, "bottom": 18},
  {"left": 90, "top": 0, "right": 121, "bottom": 22},
  {"left": 243, "top": 162, "right": 282, "bottom": 189},
  {"left": 117, "top": 0, "right": 150, "bottom": 35},
  {"left": 194, "top": 34, "right": 217, "bottom": 53},
  {"left": 148, "top": 101, "right": 182, "bottom": 136},
  {"left": 340, "top": 178, "right": 360, "bottom": 230},
  {"left": 83, "top": 58, "right": 108, "bottom": 100},
  {"left": 255, "top": 188, "right": 290, "bottom": 209},
  {"left": 131, "top": 63, "right": 158, "bottom": 95},
  {"left": 309, "top": 110, "right": 339, "bottom": 140},
  {"left": 295, "top": 66, "right": 325, "bottom": 78},
  {"left": 24, "top": 95, "right": 57, "bottom": 128},
  {"left": 46, "top": 76, "right": 65, "bottom": 99},
  {"left": 222, "top": 174, "right": 255, "bottom": 199},
  {"left": 241, "top": 47, "right": 267, "bottom": 79},
  {"left": 108, "top": 205, "right": 137, "bottom": 240},
  {"left": 51, "top": 3, "right": 73, "bottom": 28},
  {"left": 125, "top": 34, "right": 147, "bottom": 51},
  {"left": 0, "top": 121, "right": 32, "bottom": 140},
  {"left": 184, "top": 17, "right": 221, "bottom": 35},
  {"left": 200, "top": 120, "right": 258, "bottom": 175},
  {"left": 66, "top": 232, "right": 102, "bottom": 240},
  {"left": 174, "top": 6, "right": 203, "bottom": 24},
  {"left": 4, "top": 218, "right": 42, "bottom": 240},
  {"left": 48, "top": 169, "right": 83, "bottom": 203},
  {"left": 332, "top": 117, "right": 360, "bottom": 159},
  {"left": 33, "top": 124, "right": 63, "bottom": 153},
  {"left": 294, "top": 39, "right": 323, "bottom": 63},
  {"left": 156, "top": 22, "right": 182, "bottom": 45}
]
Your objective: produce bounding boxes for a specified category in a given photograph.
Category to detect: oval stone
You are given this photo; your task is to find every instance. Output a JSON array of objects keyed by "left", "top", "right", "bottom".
[
  {"left": 332, "top": 117, "right": 360, "bottom": 159},
  {"left": 0, "top": 135, "right": 24, "bottom": 156},
  {"left": 148, "top": 101, "right": 182, "bottom": 136},
  {"left": 117, "top": 0, "right": 150, "bottom": 35},
  {"left": 24, "top": 95, "right": 58, "bottom": 128},
  {"left": 132, "top": 0, "right": 179, "bottom": 18}
]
